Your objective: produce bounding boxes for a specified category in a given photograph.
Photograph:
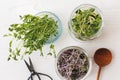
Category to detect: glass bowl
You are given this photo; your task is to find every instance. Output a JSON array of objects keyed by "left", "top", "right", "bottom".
[
  {"left": 68, "top": 4, "right": 103, "bottom": 41},
  {"left": 55, "top": 46, "right": 92, "bottom": 80},
  {"left": 36, "top": 11, "right": 62, "bottom": 43}
]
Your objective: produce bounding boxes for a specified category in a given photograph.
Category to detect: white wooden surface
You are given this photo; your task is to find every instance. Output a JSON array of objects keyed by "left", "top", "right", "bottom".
[{"left": 0, "top": 0, "right": 120, "bottom": 80}]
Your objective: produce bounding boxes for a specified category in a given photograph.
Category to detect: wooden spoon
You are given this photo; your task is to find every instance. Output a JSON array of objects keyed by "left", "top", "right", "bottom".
[{"left": 94, "top": 48, "right": 112, "bottom": 80}]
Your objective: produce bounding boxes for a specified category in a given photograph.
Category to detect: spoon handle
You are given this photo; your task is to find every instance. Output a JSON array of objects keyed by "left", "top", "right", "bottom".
[{"left": 97, "top": 66, "right": 101, "bottom": 80}]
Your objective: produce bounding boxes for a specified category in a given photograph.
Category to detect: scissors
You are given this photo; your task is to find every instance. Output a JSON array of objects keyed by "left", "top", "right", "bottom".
[{"left": 24, "top": 58, "right": 53, "bottom": 80}]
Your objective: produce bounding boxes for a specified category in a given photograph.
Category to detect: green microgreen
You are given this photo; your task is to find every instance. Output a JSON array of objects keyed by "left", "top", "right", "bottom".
[
  {"left": 72, "top": 8, "right": 102, "bottom": 40},
  {"left": 5, "top": 14, "right": 58, "bottom": 60}
]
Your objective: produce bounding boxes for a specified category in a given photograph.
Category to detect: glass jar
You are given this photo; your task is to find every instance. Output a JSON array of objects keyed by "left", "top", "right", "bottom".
[
  {"left": 36, "top": 11, "right": 62, "bottom": 43},
  {"left": 68, "top": 4, "right": 103, "bottom": 41},
  {"left": 55, "top": 46, "right": 92, "bottom": 80}
]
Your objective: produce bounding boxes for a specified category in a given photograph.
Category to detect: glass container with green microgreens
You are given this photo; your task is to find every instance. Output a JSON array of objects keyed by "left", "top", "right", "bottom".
[{"left": 68, "top": 4, "right": 103, "bottom": 41}]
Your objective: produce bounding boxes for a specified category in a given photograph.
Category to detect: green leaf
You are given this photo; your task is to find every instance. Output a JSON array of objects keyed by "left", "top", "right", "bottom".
[
  {"left": 3, "top": 34, "right": 12, "bottom": 37},
  {"left": 50, "top": 44, "right": 54, "bottom": 49},
  {"left": 16, "top": 48, "right": 20, "bottom": 56},
  {"left": 9, "top": 40, "right": 12, "bottom": 47},
  {"left": 7, "top": 55, "right": 11, "bottom": 61},
  {"left": 47, "top": 52, "right": 52, "bottom": 56},
  {"left": 9, "top": 48, "right": 12, "bottom": 53}
]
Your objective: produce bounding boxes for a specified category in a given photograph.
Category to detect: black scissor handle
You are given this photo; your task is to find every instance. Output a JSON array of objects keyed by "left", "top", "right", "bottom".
[
  {"left": 28, "top": 72, "right": 53, "bottom": 80},
  {"left": 37, "top": 72, "right": 53, "bottom": 80},
  {"left": 28, "top": 72, "right": 41, "bottom": 80}
]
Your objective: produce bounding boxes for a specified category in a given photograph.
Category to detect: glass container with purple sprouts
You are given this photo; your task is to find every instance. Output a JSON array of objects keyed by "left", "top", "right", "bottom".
[{"left": 55, "top": 46, "right": 92, "bottom": 80}]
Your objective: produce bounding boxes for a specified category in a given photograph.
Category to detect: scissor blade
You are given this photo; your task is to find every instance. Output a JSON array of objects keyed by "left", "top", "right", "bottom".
[
  {"left": 29, "top": 58, "right": 34, "bottom": 71},
  {"left": 24, "top": 60, "right": 32, "bottom": 72}
]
